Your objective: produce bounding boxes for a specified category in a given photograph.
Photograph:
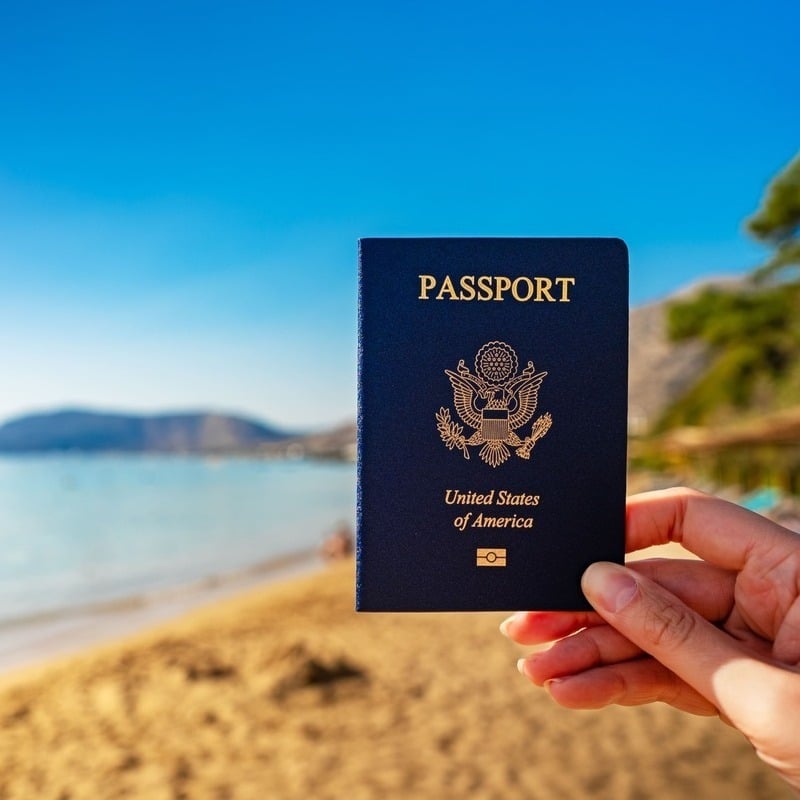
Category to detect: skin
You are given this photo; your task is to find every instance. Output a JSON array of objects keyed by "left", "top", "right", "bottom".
[{"left": 501, "top": 488, "right": 800, "bottom": 793}]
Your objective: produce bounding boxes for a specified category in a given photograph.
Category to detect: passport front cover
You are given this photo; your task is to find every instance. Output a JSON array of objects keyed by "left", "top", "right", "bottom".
[{"left": 357, "top": 238, "right": 628, "bottom": 611}]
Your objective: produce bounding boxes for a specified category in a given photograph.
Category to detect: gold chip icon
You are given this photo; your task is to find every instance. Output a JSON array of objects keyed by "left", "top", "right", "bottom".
[{"left": 476, "top": 548, "right": 507, "bottom": 567}]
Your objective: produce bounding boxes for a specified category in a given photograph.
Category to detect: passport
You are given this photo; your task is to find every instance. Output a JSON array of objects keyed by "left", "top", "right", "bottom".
[{"left": 356, "top": 238, "right": 628, "bottom": 611}]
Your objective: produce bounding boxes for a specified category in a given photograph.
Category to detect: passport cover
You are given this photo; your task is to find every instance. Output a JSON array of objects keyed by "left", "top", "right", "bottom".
[{"left": 357, "top": 238, "right": 628, "bottom": 611}]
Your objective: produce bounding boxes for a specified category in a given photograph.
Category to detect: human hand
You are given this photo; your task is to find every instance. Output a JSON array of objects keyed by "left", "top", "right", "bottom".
[{"left": 501, "top": 488, "right": 800, "bottom": 792}]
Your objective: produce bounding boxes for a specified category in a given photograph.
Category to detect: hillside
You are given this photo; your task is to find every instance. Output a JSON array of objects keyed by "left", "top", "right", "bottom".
[
  {"left": 627, "top": 296, "right": 711, "bottom": 434},
  {"left": 634, "top": 276, "right": 800, "bottom": 495},
  {"left": 0, "top": 410, "right": 289, "bottom": 454},
  {"left": 656, "top": 279, "right": 800, "bottom": 431}
]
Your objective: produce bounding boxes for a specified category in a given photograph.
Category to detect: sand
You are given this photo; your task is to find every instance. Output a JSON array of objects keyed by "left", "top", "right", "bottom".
[{"left": 0, "top": 561, "right": 786, "bottom": 800}]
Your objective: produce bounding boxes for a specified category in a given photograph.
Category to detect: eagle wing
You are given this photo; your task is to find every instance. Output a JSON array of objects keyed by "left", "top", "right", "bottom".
[
  {"left": 444, "top": 369, "right": 483, "bottom": 430},
  {"left": 508, "top": 371, "right": 547, "bottom": 429}
]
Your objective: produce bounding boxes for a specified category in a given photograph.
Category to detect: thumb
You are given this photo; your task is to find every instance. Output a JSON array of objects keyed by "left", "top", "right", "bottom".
[{"left": 581, "top": 562, "right": 776, "bottom": 723}]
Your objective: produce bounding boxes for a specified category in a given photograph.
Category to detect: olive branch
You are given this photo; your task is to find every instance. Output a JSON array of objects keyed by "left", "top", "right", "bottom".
[
  {"left": 516, "top": 413, "right": 553, "bottom": 459},
  {"left": 436, "top": 407, "right": 470, "bottom": 459}
]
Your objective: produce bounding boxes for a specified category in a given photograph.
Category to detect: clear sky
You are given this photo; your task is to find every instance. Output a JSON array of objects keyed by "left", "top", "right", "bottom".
[{"left": 0, "top": 1, "right": 797, "bottom": 429}]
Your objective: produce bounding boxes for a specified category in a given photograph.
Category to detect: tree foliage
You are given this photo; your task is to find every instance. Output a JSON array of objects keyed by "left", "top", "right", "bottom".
[
  {"left": 660, "top": 284, "right": 800, "bottom": 429},
  {"left": 658, "top": 151, "right": 800, "bottom": 430},
  {"left": 747, "top": 152, "right": 800, "bottom": 281}
]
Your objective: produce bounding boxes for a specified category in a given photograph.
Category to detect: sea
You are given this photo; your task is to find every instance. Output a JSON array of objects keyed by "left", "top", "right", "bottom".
[{"left": 0, "top": 455, "right": 356, "bottom": 671}]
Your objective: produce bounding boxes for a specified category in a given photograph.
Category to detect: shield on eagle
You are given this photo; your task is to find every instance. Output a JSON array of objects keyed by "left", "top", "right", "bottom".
[{"left": 481, "top": 408, "right": 510, "bottom": 442}]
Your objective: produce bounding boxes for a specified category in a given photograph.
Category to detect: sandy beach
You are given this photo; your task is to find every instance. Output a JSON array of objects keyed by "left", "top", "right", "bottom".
[{"left": 0, "top": 560, "right": 786, "bottom": 800}]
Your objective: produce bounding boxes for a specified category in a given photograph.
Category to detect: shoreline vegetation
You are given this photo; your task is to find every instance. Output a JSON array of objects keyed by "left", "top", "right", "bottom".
[
  {"left": 0, "top": 559, "right": 785, "bottom": 799},
  {"left": 631, "top": 406, "right": 800, "bottom": 497}
]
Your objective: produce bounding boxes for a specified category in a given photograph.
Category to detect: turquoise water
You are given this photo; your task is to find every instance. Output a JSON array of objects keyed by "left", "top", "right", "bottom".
[{"left": 0, "top": 456, "right": 355, "bottom": 627}]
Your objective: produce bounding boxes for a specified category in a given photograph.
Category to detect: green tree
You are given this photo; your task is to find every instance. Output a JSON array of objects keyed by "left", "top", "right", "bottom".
[
  {"left": 747, "top": 152, "right": 800, "bottom": 282},
  {"left": 658, "top": 150, "right": 800, "bottom": 430},
  {"left": 660, "top": 283, "right": 800, "bottom": 429}
]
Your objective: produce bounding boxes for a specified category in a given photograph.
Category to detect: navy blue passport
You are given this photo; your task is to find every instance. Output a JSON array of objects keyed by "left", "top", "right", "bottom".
[{"left": 356, "top": 238, "right": 628, "bottom": 611}]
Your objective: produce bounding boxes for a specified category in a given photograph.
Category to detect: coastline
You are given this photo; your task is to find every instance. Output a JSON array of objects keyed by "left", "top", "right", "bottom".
[
  {"left": 0, "top": 547, "right": 321, "bottom": 677},
  {"left": 0, "top": 455, "right": 356, "bottom": 676}
]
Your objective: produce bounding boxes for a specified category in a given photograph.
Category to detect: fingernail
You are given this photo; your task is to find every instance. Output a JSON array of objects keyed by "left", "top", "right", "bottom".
[
  {"left": 499, "top": 614, "right": 520, "bottom": 637},
  {"left": 516, "top": 657, "right": 528, "bottom": 676},
  {"left": 582, "top": 562, "right": 638, "bottom": 614}
]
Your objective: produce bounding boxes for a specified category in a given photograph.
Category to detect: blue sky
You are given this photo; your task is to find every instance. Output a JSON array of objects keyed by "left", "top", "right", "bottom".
[{"left": 0, "top": 1, "right": 797, "bottom": 429}]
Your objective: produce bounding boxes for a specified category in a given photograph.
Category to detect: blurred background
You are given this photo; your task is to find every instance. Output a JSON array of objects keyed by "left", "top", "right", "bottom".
[{"left": 0, "top": 2, "right": 798, "bottom": 798}]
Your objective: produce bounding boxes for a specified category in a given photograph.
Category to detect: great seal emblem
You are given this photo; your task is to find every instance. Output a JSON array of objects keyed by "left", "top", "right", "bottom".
[{"left": 436, "top": 341, "right": 553, "bottom": 467}]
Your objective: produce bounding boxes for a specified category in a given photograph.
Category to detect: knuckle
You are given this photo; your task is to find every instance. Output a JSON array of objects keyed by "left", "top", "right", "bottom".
[
  {"left": 654, "top": 670, "right": 683, "bottom": 706},
  {"left": 641, "top": 594, "right": 697, "bottom": 651}
]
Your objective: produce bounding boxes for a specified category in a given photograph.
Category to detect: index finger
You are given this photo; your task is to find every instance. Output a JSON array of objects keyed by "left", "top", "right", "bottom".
[{"left": 626, "top": 487, "right": 797, "bottom": 570}]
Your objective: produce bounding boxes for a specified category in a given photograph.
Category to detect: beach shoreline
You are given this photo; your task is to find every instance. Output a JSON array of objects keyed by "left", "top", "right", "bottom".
[{"left": 0, "top": 548, "right": 322, "bottom": 678}]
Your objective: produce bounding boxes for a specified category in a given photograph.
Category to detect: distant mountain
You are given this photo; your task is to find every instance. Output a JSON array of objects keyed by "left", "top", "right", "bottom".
[{"left": 0, "top": 410, "right": 290, "bottom": 454}]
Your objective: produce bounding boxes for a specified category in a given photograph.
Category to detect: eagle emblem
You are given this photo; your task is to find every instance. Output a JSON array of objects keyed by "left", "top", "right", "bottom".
[{"left": 436, "top": 341, "right": 552, "bottom": 467}]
